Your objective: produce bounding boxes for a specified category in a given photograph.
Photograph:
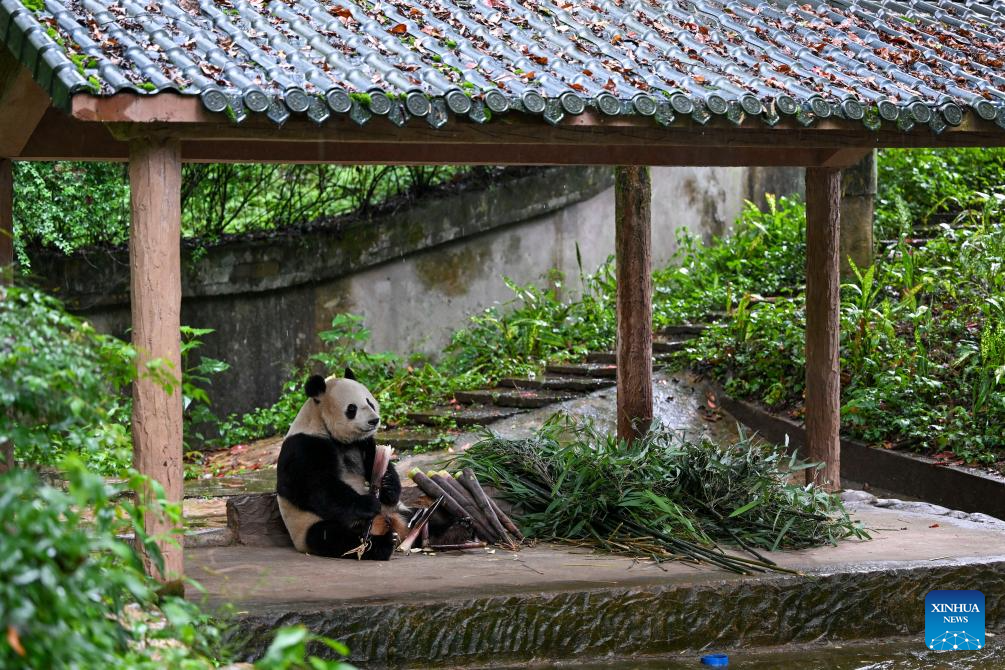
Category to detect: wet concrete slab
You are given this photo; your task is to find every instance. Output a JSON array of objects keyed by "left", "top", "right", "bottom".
[{"left": 189, "top": 502, "right": 1005, "bottom": 667}]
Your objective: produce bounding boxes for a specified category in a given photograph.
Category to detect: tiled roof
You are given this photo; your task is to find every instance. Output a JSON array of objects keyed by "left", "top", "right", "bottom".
[{"left": 1, "top": 0, "right": 1003, "bottom": 132}]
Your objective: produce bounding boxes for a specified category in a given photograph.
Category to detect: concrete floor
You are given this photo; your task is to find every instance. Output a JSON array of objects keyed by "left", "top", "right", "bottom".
[
  {"left": 190, "top": 503, "right": 1005, "bottom": 613},
  {"left": 191, "top": 500, "right": 1005, "bottom": 667}
]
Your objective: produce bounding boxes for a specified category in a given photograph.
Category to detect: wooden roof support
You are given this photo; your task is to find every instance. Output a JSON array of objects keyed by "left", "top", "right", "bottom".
[
  {"left": 615, "top": 166, "right": 654, "bottom": 442},
  {"left": 805, "top": 167, "right": 842, "bottom": 490},
  {"left": 0, "top": 159, "right": 12, "bottom": 285},
  {"left": 0, "top": 55, "right": 52, "bottom": 158},
  {"left": 129, "top": 137, "right": 185, "bottom": 590}
]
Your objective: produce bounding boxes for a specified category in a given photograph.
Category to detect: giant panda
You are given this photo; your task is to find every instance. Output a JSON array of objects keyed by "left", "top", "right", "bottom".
[{"left": 276, "top": 368, "right": 409, "bottom": 560}]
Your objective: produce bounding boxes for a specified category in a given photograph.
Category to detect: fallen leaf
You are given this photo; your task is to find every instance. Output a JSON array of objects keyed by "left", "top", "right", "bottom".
[
  {"left": 6, "top": 626, "right": 24, "bottom": 657},
  {"left": 929, "top": 523, "right": 940, "bottom": 528},
  {"left": 389, "top": 23, "right": 407, "bottom": 34}
]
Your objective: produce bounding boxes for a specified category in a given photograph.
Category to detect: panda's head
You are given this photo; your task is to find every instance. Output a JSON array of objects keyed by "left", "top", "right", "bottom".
[{"left": 302, "top": 367, "right": 380, "bottom": 442}]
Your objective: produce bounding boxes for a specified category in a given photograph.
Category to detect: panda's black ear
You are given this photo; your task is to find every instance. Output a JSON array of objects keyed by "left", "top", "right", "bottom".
[
  {"left": 304, "top": 375, "right": 326, "bottom": 400},
  {"left": 344, "top": 366, "right": 357, "bottom": 381}
]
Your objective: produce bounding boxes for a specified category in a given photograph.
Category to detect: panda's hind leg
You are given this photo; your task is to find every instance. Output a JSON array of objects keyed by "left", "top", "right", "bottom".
[
  {"left": 361, "top": 532, "right": 394, "bottom": 561},
  {"left": 304, "top": 520, "right": 363, "bottom": 558},
  {"left": 304, "top": 520, "right": 394, "bottom": 561}
]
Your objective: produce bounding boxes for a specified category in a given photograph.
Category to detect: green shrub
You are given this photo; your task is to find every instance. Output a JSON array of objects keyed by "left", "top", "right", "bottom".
[
  {"left": 13, "top": 163, "right": 476, "bottom": 267},
  {"left": 0, "top": 286, "right": 136, "bottom": 474},
  {"left": 0, "top": 459, "right": 226, "bottom": 668},
  {"left": 652, "top": 194, "right": 806, "bottom": 327},
  {"left": 875, "top": 148, "right": 1005, "bottom": 237},
  {"left": 683, "top": 199, "right": 1005, "bottom": 466}
]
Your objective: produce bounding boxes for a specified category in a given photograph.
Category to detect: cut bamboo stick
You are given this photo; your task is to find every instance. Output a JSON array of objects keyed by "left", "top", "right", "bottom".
[
  {"left": 432, "top": 472, "right": 498, "bottom": 542},
  {"left": 409, "top": 469, "right": 470, "bottom": 524},
  {"left": 458, "top": 468, "right": 513, "bottom": 547}
]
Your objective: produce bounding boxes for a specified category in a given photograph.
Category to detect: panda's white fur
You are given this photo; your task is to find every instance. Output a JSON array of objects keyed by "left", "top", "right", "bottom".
[
  {"left": 275, "top": 370, "right": 408, "bottom": 559},
  {"left": 285, "top": 375, "right": 380, "bottom": 443}
]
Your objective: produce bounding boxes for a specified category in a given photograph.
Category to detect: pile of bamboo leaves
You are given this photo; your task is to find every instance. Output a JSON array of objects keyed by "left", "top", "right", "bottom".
[{"left": 456, "top": 415, "right": 869, "bottom": 574}]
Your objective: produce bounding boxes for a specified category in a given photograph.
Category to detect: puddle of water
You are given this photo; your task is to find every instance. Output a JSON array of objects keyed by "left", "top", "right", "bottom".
[{"left": 521, "top": 639, "right": 1004, "bottom": 670}]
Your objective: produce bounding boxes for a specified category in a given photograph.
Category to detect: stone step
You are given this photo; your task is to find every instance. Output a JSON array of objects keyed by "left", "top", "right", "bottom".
[
  {"left": 498, "top": 375, "right": 615, "bottom": 392},
  {"left": 654, "top": 339, "right": 688, "bottom": 354},
  {"left": 453, "top": 388, "right": 580, "bottom": 409},
  {"left": 584, "top": 351, "right": 676, "bottom": 365},
  {"left": 380, "top": 427, "right": 451, "bottom": 451},
  {"left": 546, "top": 362, "right": 618, "bottom": 378},
  {"left": 660, "top": 324, "right": 707, "bottom": 337},
  {"left": 407, "top": 405, "right": 525, "bottom": 428}
]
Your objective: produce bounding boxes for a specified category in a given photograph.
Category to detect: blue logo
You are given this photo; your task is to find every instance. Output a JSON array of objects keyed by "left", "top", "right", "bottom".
[{"left": 925, "top": 590, "right": 985, "bottom": 650}]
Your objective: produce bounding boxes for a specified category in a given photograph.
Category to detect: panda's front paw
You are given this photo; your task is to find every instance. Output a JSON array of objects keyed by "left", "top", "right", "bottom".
[
  {"left": 379, "top": 470, "right": 401, "bottom": 505},
  {"left": 358, "top": 495, "right": 381, "bottom": 518}
]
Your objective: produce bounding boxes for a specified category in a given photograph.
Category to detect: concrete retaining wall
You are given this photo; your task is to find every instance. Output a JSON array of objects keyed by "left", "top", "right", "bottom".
[{"left": 32, "top": 166, "right": 801, "bottom": 417}]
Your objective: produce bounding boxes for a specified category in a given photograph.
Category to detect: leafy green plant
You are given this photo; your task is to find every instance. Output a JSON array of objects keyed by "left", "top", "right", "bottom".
[
  {"left": 0, "top": 458, "right": 227, "bottom": 668},
  {"left": 0, "top": 286, "right": 136, "bottom": 474},
  {"left": 13, "top": 163, "right": 489, "bottom": 267},
  {"left": 458, "top": 415, "right": 867, "bottom": 569},
  {"left": 652, "top": 194, "right": 807, "bottom": 328},
  {"left": 684, "top": 185, "right": 1005, "bottom": 467},
  {"left": 875, "top": 148, "right": 1005, "bottom": 238},
  {"left": 180, "top": 326, "right": 230, "bottom": 448},
  {"left": 255, "top": 625, "right": 355, "bottom": 670}
]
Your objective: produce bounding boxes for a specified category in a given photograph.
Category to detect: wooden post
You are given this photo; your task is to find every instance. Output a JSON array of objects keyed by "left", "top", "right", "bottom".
[
  {"left": 614, "top": 166, "right": 653, "bottom": 442},
  {"left": 129, "top": 138, "right": 184, "bottom": 588},
  {"left": 0, "top": 158, "right": 12, "bottom": 285},
  {"left": 805, "top": 168, "right": 841, "bottom": 489}
]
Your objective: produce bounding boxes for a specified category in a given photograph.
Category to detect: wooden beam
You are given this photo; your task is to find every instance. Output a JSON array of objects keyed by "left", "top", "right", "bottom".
[
  {"left": 805, "top": 167, "right": 842, "bottom": 490},
  {"left": 0, "top": 159, "right": 12, "bottom": 285},
  {"left": 614, "top": 166, "right": 653, "bottom": 442},
  {"left": 819, "top": 148, "right": 874, "bottom": 169},
  {"left": 0, "top": 53, "right": 53, "bottom": 157},
  {"left": 18, "top": 123, "right": 842, "bottom": 166},
  {"left": 13, "top": 113, "right": 887, "bottom": 167},
  {"left": 129, "top": 137, "right": 184, "bottom": 589}
]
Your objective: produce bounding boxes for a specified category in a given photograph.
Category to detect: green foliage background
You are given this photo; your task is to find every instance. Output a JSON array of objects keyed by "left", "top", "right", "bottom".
[{"left": 12, "top": 163, "right": 470, "bottom": 267}]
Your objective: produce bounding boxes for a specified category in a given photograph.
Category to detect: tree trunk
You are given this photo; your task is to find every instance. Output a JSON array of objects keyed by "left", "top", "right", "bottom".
[
  {"left": 129, "top": 138, "right": 184, "bottom": 589},
  {"left": 614, "top": 166, "right": 653, "bottom": 443},
  {"left": 805, "top": 167, "right": 842, "bottom": 490}
]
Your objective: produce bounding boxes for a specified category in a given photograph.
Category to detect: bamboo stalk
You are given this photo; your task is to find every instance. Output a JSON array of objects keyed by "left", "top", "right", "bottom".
[
  {"left": 486, "top": 496, "right": 525, "bottom": 542},
  {"left": 409, "top": 469, "right": 471, "bottom": 524},
  {"left": 427, "top": 542, "right": 487, "bottom": 551},
  {"left": 432, "top": 472, "right": 498, "bottom": 542},
  {"left": 458, "top": 468, "right": 515, "bottom": 547}
]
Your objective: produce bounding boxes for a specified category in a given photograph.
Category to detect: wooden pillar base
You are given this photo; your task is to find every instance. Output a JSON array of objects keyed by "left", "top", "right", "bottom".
[
  {"left": 614, "top": 166, "right": 654, "bottom": 442},
  {"left": 129, "top": 138, "right": 184, "bottom": 582},
  {"left": 805, "top": 167, "right": 842, "bottom": 490}
]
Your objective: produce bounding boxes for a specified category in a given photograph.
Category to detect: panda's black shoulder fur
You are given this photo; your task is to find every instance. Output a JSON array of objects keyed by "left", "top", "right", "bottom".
[{"left": 277, "top": 433, "right": 379, "bottom": 524}]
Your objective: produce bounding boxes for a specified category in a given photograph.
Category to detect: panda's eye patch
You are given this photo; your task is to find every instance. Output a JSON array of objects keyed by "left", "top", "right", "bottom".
[
  {"left": 345, "top": 404, "right": 357, "bottom": 420},
  {"left": 366, "top": 399, "right": 375, "bottom": 411}
]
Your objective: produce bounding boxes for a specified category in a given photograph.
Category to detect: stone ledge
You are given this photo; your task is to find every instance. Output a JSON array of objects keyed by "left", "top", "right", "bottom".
[
  {"left": 189, "top": 503, "right": 1005, "bottom": 668},
  {"left": 32, "top": 167, "right": 612, "bottom": 309},
  {"left": 714, "top": 385, "right": 1005, "bottom": 521}
]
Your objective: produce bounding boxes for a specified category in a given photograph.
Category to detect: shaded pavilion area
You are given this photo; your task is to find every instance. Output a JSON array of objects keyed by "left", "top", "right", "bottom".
[{"left": 2, "top": 0, "right": 1005, "bottom": 592}]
